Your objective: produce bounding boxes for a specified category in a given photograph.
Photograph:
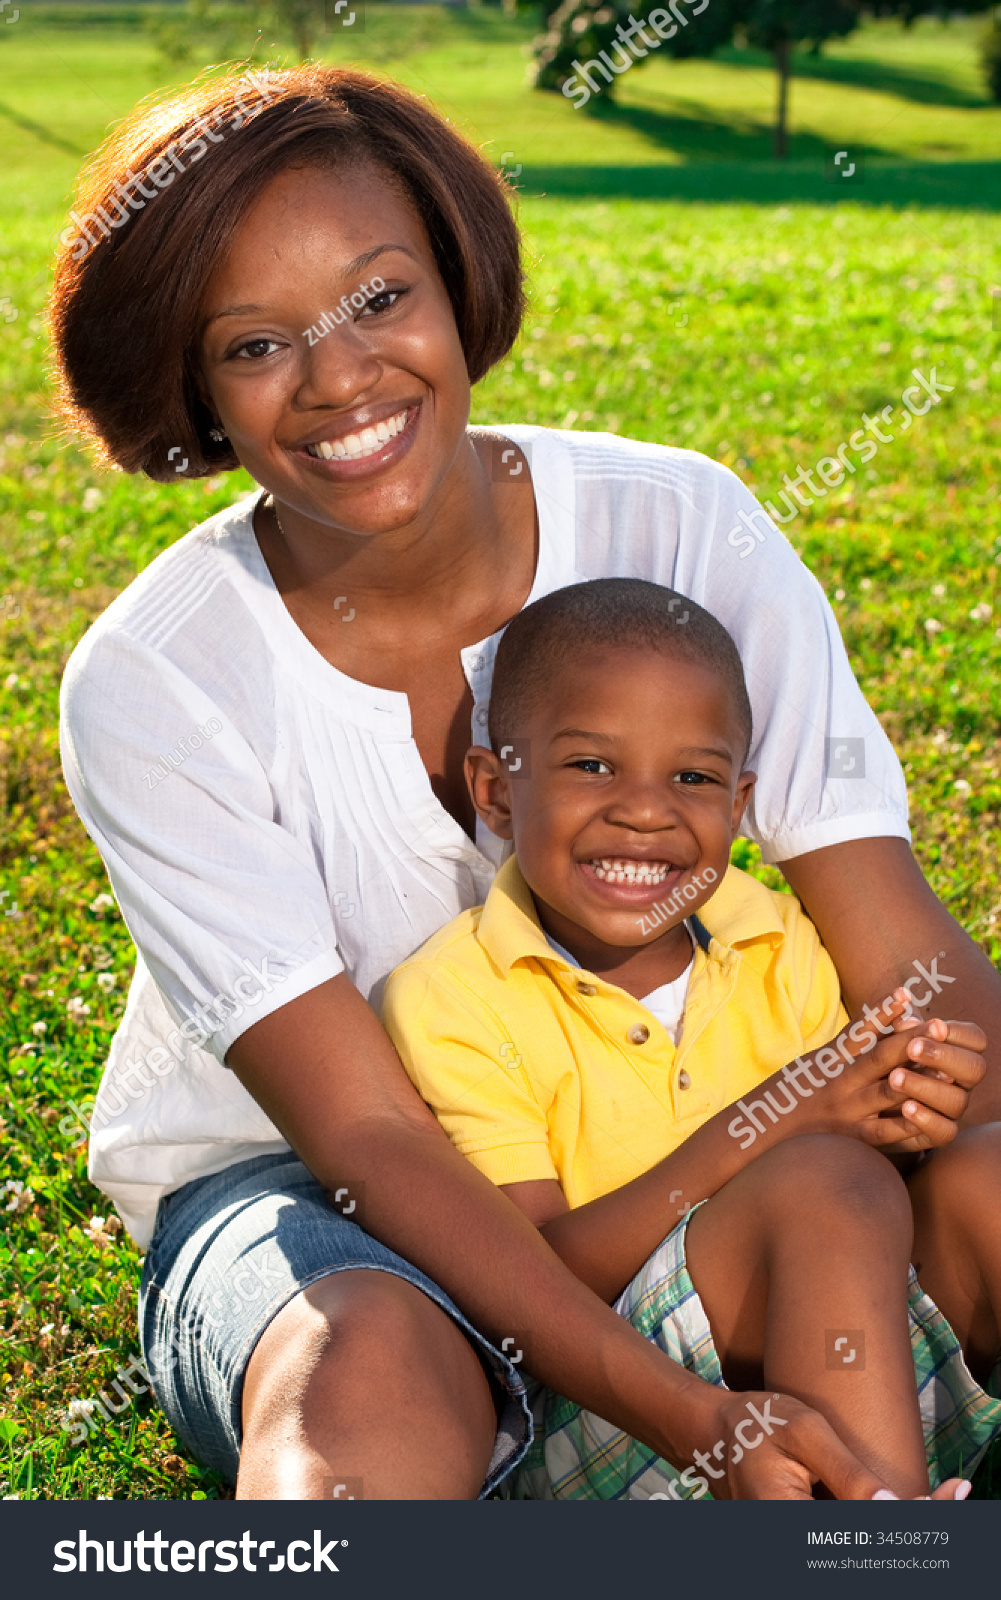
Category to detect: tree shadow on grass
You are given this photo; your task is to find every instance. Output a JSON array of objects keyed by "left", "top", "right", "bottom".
[
  {"left": 712, "top": 42, "right": 991, "bottom": 111},
  {"left": 514, "top": 159, "right": 1001, "bottom": 210}
]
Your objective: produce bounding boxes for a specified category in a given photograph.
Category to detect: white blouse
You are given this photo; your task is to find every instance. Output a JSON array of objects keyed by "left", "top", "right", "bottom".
[{"left": 60, "top": 426, "right": 909, "bottom": 1245}]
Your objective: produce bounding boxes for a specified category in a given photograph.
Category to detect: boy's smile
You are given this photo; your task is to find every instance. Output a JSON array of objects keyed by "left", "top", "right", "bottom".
[{"left": 466, "top": 645, "right": 755, "bottom": 999}]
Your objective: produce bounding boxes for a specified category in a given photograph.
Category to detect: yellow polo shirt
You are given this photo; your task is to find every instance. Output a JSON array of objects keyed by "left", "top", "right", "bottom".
[{"left": 382, "top": 856, "right": 848, "bottom": 1209}]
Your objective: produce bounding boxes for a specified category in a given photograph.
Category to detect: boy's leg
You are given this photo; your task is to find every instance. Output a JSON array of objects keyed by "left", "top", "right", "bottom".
[
  {"left": 686, "top": 1133, "right": 929, "bottom": 1498},
  {"left": 908, "top": 1123, "right": 1001, "bottom": 1387}
]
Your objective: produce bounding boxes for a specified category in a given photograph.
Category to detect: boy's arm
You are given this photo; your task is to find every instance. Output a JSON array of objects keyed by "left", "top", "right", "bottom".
[
  {"left": 503, "top": 1092, "right": 781, "bottom": 1302},
  {"left": 504, "top": 996, "right": 983, "bottom": 1302}
]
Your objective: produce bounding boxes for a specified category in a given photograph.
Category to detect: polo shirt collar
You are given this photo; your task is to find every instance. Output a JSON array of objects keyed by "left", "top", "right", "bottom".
[{"left": 477, "top": 855, "right": 787, "bottom": 978}]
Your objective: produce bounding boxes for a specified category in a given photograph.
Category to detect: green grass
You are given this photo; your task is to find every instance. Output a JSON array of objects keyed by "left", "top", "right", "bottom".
[{"left": 2, "top": 4, "right": 1001, "bottom": 1500}]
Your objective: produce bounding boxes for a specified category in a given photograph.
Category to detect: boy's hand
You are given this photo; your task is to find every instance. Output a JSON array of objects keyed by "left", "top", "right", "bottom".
[
  {"left": 769, "top": 990, "right": 986, "bottom": 1153},
  {"left": 877, "top": 1011, "right": 986, "bottom": 1151}
]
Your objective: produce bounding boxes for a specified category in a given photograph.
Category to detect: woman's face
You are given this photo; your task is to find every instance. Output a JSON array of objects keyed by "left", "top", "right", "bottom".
[{"left": 198, "top": 160, "right": 473, "bottom": 537}]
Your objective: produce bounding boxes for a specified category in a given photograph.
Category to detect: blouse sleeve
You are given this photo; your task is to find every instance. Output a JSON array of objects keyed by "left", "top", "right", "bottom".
[
  {"left": 60, "top": 623, "right": 343, "bottom": 1062},
  {"left": 669, "top": 455, "right": 911, "bottom": 865}
]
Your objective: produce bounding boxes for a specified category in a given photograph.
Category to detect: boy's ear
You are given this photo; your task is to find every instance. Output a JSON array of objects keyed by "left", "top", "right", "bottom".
[
  {"left": 464, "top": 746, "right": 514, "bottom": 840},
  {"left": 731, "top": 769, "right": 756, "bottom": 837}
]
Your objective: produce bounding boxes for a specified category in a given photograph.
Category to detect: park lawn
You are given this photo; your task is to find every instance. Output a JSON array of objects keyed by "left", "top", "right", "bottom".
[{"left": 2, "top": 6, "right": 1001, "bottom": 1500}]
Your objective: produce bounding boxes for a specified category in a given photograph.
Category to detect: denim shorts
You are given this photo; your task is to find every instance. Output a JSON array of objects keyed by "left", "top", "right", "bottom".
[{"left": 139, "top": 1151, "right": 533, "bottom": 1495}]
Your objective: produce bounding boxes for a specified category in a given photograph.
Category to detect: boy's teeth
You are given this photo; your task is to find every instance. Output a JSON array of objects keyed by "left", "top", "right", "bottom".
[
  {"left": 590, "top": 858, "right": 670, "bottom": 885},
  {"left": 306, "top": 408, "right": 408, "bottom": 460}
]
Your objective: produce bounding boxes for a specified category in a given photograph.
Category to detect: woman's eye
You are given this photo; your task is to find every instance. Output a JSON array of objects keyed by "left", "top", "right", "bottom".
[
  {"left": 571, "top": 759, "right": 612, "bottom": 775},
  {"left": 232, "top": 338, "right": 282, "bottom": 361},
  {"left": 359, "top": 288, "right": 405, "bottom": 317}
]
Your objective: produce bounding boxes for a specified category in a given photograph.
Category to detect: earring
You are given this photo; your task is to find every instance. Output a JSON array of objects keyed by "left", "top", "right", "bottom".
[{"left": 208, "top": 426, "right": 227, "bottom": 443}]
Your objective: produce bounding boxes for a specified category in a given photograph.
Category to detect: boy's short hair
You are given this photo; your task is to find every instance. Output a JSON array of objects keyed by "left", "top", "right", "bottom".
[{"left": 488, "top": 578, "right": 753, "bottom": 761}]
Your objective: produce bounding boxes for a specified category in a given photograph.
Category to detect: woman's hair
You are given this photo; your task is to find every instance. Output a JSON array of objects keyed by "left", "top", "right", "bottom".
[
  {"left": 49, "top": 65, "right": 526, "bottom": 482},
  {"left": 488, "top": 579, "right": 754, "bottom": 761}
]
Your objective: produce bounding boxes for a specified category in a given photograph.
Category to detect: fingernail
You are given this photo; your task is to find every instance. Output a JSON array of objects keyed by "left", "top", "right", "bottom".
[
  {"left": 872, "top": 1489, "right": 899, "bottom": 1500},
  {"left": 910, "top": 1040, "right": 924, "bottom": 1056},
  {"left": 955, "top": 1480, "right": 972, "bottom": 1500},
  {"left": 903, "top": 1102, "right": 919, "bottom": 1117},
  {"left": 890, "top": 1070, "right": 905, "bottom": 1088}
]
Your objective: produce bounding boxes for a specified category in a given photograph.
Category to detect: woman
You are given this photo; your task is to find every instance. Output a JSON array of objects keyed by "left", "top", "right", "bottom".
[{"left": 53, "top": 65, "right": 1000, "bottom": 1500}]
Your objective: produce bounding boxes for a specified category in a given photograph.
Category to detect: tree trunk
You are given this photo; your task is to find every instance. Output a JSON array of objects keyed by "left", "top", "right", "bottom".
[{"left": 773, "top": 36, "right": 790, "bottom": 160}]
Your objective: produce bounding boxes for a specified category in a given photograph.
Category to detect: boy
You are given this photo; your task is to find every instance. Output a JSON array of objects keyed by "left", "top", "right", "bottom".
[{"left": 383, "top": 579, "right": 1000, "bottom": 1500}]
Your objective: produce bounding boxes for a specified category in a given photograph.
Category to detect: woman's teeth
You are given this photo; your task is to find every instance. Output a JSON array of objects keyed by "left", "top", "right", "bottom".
[
  {"left": 589, "top": 859, "right": 671, "bottom": 885},
  {"left": 306, "top": 409, "right": 409, "bottom": 460}
]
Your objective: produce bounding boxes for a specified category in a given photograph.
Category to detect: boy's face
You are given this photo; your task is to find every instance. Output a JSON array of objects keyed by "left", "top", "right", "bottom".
[{"left": 466, "top": 646, "right": 755, "bottom": 953}]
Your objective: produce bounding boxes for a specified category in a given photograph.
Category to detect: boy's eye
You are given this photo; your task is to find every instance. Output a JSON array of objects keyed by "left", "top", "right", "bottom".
[
  {"left": 571, "top": 758, "right": 612, "bottom": 775},
  {"left": 675, "top": 770, "right": 715, "bottom": 785},
  {"left": 232, "top": 337, "right": 283, "bottom": 361}
]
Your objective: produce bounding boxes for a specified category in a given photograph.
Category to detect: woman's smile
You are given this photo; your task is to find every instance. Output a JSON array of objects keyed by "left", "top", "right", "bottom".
[{"left": 297, "top": 401, "right": 420, "bottom": 478}]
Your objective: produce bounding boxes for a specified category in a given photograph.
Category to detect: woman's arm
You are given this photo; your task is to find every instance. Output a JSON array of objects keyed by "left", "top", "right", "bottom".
[
  {"left": 780, "top": 836, "right": 1001, "bottom": 1124},
  {"left": 226, "top": 972, "right": 889, "bottom": 1499}
]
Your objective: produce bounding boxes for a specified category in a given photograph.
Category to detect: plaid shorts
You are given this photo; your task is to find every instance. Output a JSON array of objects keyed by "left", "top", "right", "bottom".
[{"left": 508, "top": 1206, "right": 1001, "bottom": 1500}]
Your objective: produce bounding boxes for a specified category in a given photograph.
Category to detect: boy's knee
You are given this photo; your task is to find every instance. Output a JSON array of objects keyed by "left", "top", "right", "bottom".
[{"left": 761, "top": 1134, "right": 909, "bottom": 1233}]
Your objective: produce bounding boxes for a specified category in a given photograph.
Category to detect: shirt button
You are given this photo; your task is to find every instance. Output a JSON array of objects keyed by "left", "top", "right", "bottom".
[
  {"left": 678, "top": 1069, "right": 692, "bottom": 1090},
  {"left": 576, "top": 981, "right": 597, "bottom": 996},
  {"left": 474, "top": 706, "right": 488, "bottom": 725},
  {"left": 627, "top": 1024, "right": 650, "bottom": 1045}
]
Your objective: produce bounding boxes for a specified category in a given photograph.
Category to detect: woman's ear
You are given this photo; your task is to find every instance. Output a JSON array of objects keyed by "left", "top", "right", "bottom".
[{"left": 465, "top": 746, "right": 514, "bottom": 840}]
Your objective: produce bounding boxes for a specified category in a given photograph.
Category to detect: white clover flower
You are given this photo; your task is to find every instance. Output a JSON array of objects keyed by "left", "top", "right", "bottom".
[
  {"left": 96, "top": 973, "right": 116, "bottom": 992},
  {"left": 31, "top": 1020, "right": 46, "bottom": 1036},
  {"left": 89, "top": 893, "right": 115, "bottom": 914},
  {"left": 969, "top": 602, "right": 992, "bottom": 622},
  {"left": 4, "top": 1180, "right": 35, "bottom": 1215},
  {"left": 66, "top": 997, "right": 91, "bottom": 1021},
  {"left": 82, "top": 487, "right": 102, "bottom": 512},
  {"left": 924, "top": 618, "right": 944, "bottom": 635},
  {"left": 67, "top": 1399, "right": 95, "bottom": 1420},
  {"left": 83, "top": 1213, "right": 121, "bottom": 1246}
]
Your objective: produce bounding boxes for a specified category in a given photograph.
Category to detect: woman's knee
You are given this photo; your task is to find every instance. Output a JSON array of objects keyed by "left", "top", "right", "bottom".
[
  {"left": 911, "top": 1122, "right": 1001, "bottom": 1219},
  {"left": 240, "top": 1269, "right": 497, "bottom": 1476}
]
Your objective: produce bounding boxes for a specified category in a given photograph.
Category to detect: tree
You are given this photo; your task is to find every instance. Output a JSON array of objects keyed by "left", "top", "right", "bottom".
[
  {"left": 983, "top": 13, "right": 1001, "bottom": 102},
  {"left": 739, "top": 2, "right": 860, "bottom": 158},
  {"left": 533, "top": 1, "right": 867, "bottom": 158},
  {"left": 533, "top": 1, "right": 737, "bottom": 103}
]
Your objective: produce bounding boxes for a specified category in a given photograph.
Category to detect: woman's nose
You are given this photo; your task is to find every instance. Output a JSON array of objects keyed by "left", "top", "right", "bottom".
[{"left": 295, "top": 315, "right": 383, "bottom": 409}]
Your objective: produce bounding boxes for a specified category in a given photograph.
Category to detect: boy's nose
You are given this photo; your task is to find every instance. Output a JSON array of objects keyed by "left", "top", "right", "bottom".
[{"left": 603, "top": 781, "right": 681, "bottom": 831}]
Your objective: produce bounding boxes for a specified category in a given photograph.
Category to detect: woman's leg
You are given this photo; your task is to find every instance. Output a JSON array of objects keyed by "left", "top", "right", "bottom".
[
  {"left": 908, "top": 1123, "right": 1001, "bottom": 1387},
  {"left": 237, "top": 1269, "right": 499, "bottom": 1499},
  {"left": 685, "top": 1133, "right": 929, "bottom": 1497}
]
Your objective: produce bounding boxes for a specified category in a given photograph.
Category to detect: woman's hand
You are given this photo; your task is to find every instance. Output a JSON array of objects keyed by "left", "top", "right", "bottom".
[
  {"left": 762, "top": 990, "right": 987, "bottom": 1154},
  {"left": 708, "top": 1391, "right": 968, "bottom": 1501}
]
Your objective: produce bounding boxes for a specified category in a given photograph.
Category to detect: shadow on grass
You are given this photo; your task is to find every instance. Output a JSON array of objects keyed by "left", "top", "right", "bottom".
[
  {"left": 711, "top": 42, "right": 991, "bottom": 111},
  {"left": 0, "top": 97, "right": 84, "bottom": 156},
  {"left": 514, "top": 160, "right": 1001, "bottom": 211}
]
